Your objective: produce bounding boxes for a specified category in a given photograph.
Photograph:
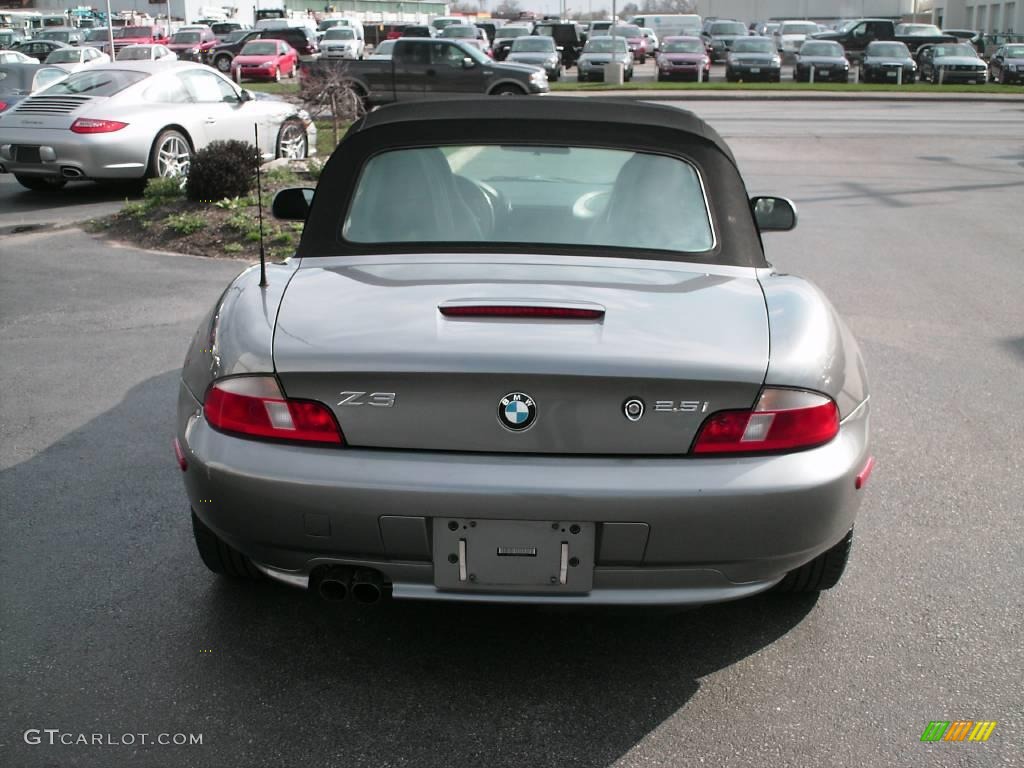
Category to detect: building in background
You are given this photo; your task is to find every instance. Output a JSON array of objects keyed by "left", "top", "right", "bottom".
[
  {"left": 692, "top": 0, "right": 921, "bottom": 23},
  {"left": 3, "top": 1, "right": 450, "bottom": 27},
  {"left": 923, "top": 0, "right": 1020, "bottom": 31}
]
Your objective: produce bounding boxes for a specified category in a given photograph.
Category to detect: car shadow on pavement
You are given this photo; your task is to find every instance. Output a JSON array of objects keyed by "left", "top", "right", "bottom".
[{"left": 2, "top": 370, "right": 818, "bottom": 768}]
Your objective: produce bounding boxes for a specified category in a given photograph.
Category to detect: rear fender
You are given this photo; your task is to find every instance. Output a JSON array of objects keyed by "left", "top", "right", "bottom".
[
  {"left": 759, "top": 271, "right": 869, "bottom": 419},
  {"left": 180, "top": 260, "right": 300, "bottom": 401}
]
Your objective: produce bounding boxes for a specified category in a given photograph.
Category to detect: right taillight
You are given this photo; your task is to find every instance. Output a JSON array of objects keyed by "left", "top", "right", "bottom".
[
  {"left": 204, "top": 376, "right": 343, "bottom": 445},
  {"left": 692, "top": 388, "right": 839, "bottom": 455}
]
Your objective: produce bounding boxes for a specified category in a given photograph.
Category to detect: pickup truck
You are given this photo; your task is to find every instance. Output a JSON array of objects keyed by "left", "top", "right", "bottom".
[
  {"left": 328, "top": 38, "right": 548, "bottom": 106},
  {"left": 813, "top": 19, "right": 956, "bottom": 58}
]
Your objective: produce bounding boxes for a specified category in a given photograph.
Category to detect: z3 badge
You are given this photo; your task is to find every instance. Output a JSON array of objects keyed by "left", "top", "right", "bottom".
[{"left": 337, "top": 391, "right": 396, "bottom": 407}]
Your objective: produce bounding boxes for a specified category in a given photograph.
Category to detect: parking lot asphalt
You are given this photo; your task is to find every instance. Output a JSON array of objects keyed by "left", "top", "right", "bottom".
[{"left": 1, "top": 100, "right": 1022, "bottom": 768}]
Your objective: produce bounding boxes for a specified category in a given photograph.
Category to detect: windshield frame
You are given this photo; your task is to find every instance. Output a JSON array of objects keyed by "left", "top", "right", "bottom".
[
  {"left": 510, "top": 37, "right": 555, "bottom": 53},
  {"left": 868, "top": 42, "right": 910, "bottom": 57},
  {"left": 780, "top": 22, "right": 819, "bottom": 35},
  {"left": 585, "top": 37, "right": 628, "bottom": 53},
  {"left": 731, "top": 39, "right": 776, "bottom": 54},
  {"left": 709, "top": 22, "right": 747, "bottom": 36},
  {"left": 241, "top": 41, "right": 280, "bottom": 56},
  {"left": 662, "top": 40, "right": 704, "bottom": 53},
  {"left": 799, "top": 42, "right": 843, "bottom": 57}
]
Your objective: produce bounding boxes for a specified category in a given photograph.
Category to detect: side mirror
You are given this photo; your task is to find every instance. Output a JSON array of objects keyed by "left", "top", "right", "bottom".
[
  {"left": 752, "top": 196, "right": 797, "bottom": 232},
  {"left": 272, "top": 187, "right": 314, "bottom": 220},
  {"left": 462, "top": 56, "right": 474, "bottom": 68},
  {"left": 237, "top": 88, "right": 252, "bottom": 102}
]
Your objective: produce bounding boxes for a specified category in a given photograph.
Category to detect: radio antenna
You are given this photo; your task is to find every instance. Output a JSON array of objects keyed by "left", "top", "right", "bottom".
[{"left": 254, "top": 123, "right": 268, "bottom": 288}]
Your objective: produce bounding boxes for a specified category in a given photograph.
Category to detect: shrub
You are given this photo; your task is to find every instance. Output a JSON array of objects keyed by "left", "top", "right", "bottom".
[
  {"left": 223, "top": 243, "right": 244, "bottom": 254},
  {"left": 122, "top": 200, "right": 151, "bottom": 221},
  {"left": 144, "top": 176, "right": 185, "bottom": 201},
  {"left": 165, "top": 212, "right": 206, "bottom": 235},
  {"left": 185, "top": 140, "right": 260, "bottom": 203}
]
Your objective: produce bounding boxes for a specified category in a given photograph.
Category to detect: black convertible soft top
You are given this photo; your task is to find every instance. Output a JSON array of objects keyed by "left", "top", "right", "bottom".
[
  {"left": 298, "top": 96, "right": 764, "bottom": 267},
  {"left": 354, "top": 97, "right": 737, "bottom": 167}
]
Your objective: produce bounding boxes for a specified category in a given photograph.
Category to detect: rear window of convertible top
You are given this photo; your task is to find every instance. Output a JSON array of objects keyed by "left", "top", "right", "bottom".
[{"left": 340, "top": 145, "right": 715, "bottom": 254}]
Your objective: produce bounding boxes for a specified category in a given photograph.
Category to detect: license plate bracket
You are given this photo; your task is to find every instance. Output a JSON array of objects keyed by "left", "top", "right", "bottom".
[
  {"left": 750, "top": 67, "right": 761, "bottom": 73},
  {"left": 15, "top": 146, "right": 41, "bottom": 163},
  {"left": 432, "top": 519, "right": 595, "bottom": 594}
]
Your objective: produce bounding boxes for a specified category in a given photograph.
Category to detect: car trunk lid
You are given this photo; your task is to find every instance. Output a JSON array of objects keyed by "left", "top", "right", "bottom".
[{"left": 274, "top": 256, "right": 769, "bottom": 454}]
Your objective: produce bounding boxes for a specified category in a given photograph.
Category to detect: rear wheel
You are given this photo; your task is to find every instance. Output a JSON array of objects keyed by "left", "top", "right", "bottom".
[
  {"left": 149, "top": 128, "right": 191, "bottom": 181},
  {"left": 775, "top": 529, "right": 853, "bottom": 593},
  {"left": 191, "top": 510, "right": 262, "bottom": 578},
  {"left": 273, "top": 66, "right": 281, "bottom": 82},
  {"left": 702, "top": 70, "right": 710, "bottom": 82},
  {"left": 15, "top": 174, "right": 66, "bottom": 191}
]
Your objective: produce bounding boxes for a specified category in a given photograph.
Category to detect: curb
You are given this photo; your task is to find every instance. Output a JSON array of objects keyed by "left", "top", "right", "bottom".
[{"left": 553, "top": 89, "right": 1024, "bottom": 103}]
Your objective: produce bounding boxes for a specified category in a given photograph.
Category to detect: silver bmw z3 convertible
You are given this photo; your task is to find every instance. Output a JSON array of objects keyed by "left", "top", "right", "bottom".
[{"left": 176, "top": 98, "right": 873, "bottom": 606}]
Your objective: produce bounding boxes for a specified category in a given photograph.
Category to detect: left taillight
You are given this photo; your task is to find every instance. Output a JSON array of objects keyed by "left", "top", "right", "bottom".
[
  {"left": 70, "top": 118, "right": 129, "bottom": 134},
  {"left": 204, "top": 376, "right": 343, "bottom": 445},
  {"left": 691, "top": 388, "right": 839, "bottom": 455},
  {"left": 0, "top": 101, "right": 8, "bottom": 113}
]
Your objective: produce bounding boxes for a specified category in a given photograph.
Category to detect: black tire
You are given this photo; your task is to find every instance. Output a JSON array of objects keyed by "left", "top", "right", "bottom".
[
  {"left": 657, "top": 72, "right": 664, "bottom": 82},
  {"left": 492, "top": 84, "right": 525, "bottom": 96},
  {"left": 577, "top": 73, "right": 587, "bottom": 82},
  {"left": 191, "top": 510, "right": 262, "bottom": 578},
  {"left": 14, "top": 174, "right": 66, "bottom": 191},
  {"left": 214, "top": 53, "right": 232, "bottom": 73},
  {"left": 775, "top": 529, "right": 853, "bottom": 593},
  {"left": 275, "top": 117, "right": 308, "bottom": 160},
  {"left": 639, "top": 54, "right": 646, "bottom": 64},
  {"left": 148, "top": 128, "right": 192, "bottom": 180},
  {"left": 702, "top": 70, "right": 710, "bottom": 82}
]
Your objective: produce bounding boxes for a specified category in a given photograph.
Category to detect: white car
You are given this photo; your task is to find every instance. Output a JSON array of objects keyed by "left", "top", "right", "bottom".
[
  {"left": 640, "top": 27, "right": 659, "bottom": 53},
  {"left": 0, "top": 49, "right": 35, "bottom": 64},
  {"left": 367, "top": 39, "right": 395, "bottom": 60},
  {"left": 320, "top": 27, "right": 363, "bottom": 59},
  {"left": 0, "top": 61, "right": 317, "bottom": 191},
  {"left": 116, "top": 44, "right": 177, "bottom": 62},
  {"left": 43, "top": 46, "right": 111, "bottom": 72},
  {"left": 774, "top": 20, "right": 820, "bottom": 59}
]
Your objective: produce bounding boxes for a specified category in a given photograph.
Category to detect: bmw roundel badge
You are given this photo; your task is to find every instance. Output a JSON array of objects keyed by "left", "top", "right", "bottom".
[{"left": 498, "top": 392, "right": 537, "bottom": 432}]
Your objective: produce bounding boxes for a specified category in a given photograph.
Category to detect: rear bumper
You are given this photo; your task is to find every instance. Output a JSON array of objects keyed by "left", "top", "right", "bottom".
[
  {"left": 0, "top": 127, "right": 147, "bottom": 180},
  {"left": 179, "top": 381, "right": 870, "bottom": 605}
]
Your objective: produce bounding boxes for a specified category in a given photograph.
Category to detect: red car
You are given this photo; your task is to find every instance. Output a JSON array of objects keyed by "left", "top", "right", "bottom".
[
  {"left": 109, "top": 25, "right": 168, "bottom": 57},
  {"left": 166, "top": 27, "right": 219, "bottom": 62},
  {"left": 232, "top": 39, "right": 298, "bottom": 82},
  {"left": 656, "top": 36, "right": 712, "bottom": 82}
]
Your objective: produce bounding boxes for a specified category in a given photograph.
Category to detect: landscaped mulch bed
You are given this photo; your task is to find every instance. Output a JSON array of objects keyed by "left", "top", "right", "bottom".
[{"left": 87, "top": 161, "right": 320, "bottom": 261}]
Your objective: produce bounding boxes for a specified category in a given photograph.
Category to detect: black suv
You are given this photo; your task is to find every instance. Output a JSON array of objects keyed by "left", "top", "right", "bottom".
[
  {"left": 532, "top": 22, "right": 585, "bottom": 67},
  {"left": 203, "top": 29, "right": 261, "bottom": 73},
  {"left": 258, "top": 26, "right": 319, "bottom": 61}
]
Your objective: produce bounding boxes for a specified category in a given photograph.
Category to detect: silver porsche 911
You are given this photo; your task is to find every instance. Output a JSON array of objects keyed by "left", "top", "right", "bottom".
[
  {"left": 176, "top": 98, "right": 873, "bottom": 607},
  {"left": 0, "top": 60, "right": 314, "bottom": 191}
]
